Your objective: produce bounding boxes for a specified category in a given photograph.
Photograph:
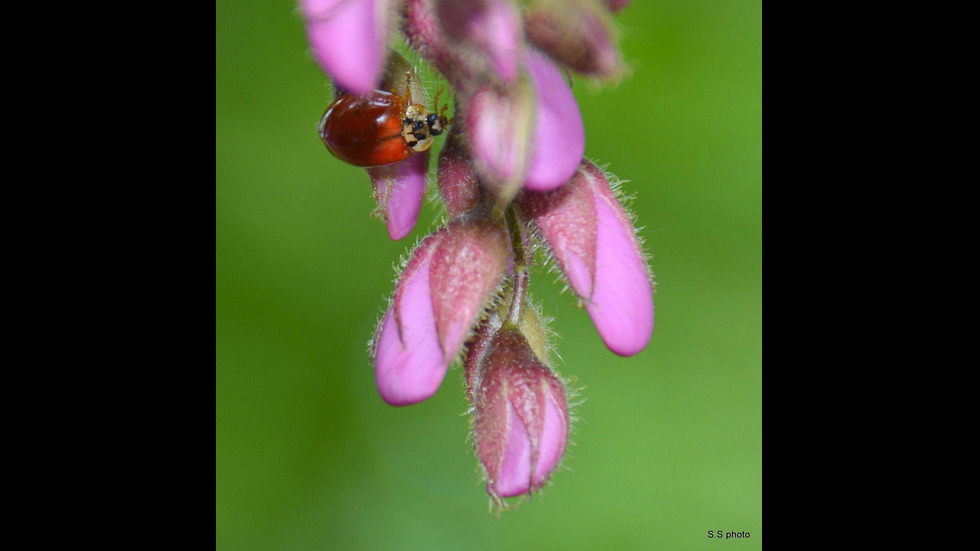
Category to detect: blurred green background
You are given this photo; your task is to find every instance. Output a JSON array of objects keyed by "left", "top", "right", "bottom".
[{"left": 216, "top": 1, "right": 761, "bottom": 549}]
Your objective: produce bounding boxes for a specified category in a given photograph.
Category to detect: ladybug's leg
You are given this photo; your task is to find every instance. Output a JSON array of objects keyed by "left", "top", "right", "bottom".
[
  {"left": 441, "top": 102, "right": 453, "bottom": 126},
  {"left": 433, "top": 85, "right": 453, "bottom": 128},
  {"left": 402, "top": 71, "right": 415, "bottom": 107},
  {"left": 433, "top": 86, "right": 444, "bottom": 113}
]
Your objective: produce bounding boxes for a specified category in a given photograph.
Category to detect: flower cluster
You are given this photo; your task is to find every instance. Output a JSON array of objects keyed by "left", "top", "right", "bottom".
[{"left": 302, "top": 0, "right": 652, "bottom": 508}]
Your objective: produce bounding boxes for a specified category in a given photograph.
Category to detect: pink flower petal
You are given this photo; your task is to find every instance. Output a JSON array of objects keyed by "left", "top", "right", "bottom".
[
  {"left": 465, "top": 84, "right": 535, "bottom": 198},
  {"left": 368, "top": 152, "right": 428, "bottom": 241},
  {"left": 472, "top": 0, "right": 522, "bottom": 82},
  {"left": 436, "top": 0, "right": 522, "bottom": 83},
  {"left": 373, "top": 307, "right": 448, "bottom": 406},
  {"left": 372, "top": 236, "right": 448, "bottom": 405},
  {"left": 302, "top": 0, "right": 391, "bottom": 94},
  {"left": 495, "top": 405, "right": 533, "bottom": 497},
  {"left": 523, "top": 48, "right": 585, "bottom": 191},
  {"left": 534, "top": 379, "right": 568, "bottom": 484},
  {"left": 587, "top": 180, "right": 654, "bottom": 356}
]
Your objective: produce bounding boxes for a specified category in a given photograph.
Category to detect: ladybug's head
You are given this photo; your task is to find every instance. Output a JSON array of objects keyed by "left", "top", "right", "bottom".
[
  {"left": 402, "top": 104, "right": 453, "bottom": 153},
  {"left": 402, "top": 104, "right": 437, "bottom": 153},
  {"left": 426, "top": 112, "right": 448, "bottom": 137}
]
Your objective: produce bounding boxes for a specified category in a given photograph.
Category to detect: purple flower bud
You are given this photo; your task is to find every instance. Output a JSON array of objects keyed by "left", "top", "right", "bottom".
[
  {"left": 403, "top": 0, "right": 470, "bottom": 86},
  {"left": 465, "top": 83, "right": 535, "bottom": 201},
  {"left": 436, "top": 0, "right": 523, "bottom": 83},
  {"left": 437, "top": 130, "right": 483, "bottom": 217},
  {"left": 526, "top": 0, "right": 624, "bottom": 80},
  {"left": 518, "top": 160, "right": 653, "bottom": 356},
  {"left": 471, "top": 329, "right": 569, "bottom": 498},
  {"left": 604, "top": 0, "right": 630, "bottom": 13},
  {"left": 372, "top": 220, "right": 509, "bottom": 405},
  {"left": 301, "top": 0, "right": 394, "bottom": 94},
  {"left": 522, "top": 48, "right": 586, "bottom": 191},
  {"left": 367, "top": 152, "right": 428, "bottom": 240}
]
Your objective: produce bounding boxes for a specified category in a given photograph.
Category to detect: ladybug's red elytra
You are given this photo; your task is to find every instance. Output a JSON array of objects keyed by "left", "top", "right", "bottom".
[{"left": 318, "top": 80, "right": 451, "bottom": 168}]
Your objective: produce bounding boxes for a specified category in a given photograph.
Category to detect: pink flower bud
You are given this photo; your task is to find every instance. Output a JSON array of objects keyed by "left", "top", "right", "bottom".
[
  {"left": 436, "top": 0, "right": 523, "bottom": 83},
  {"left": 437, "top": 130, "right": 483, "bottom": 217},
  {"left": 518, "top": 160, "right": 653, "bottom": 356},
  {"left": 372, "top": 220, "right": 509, "bottom": 405},
  {"left": 301, "top": 0, "right": 394, "bottom": 94},
  {"left": 604, "top": 0, "right": 630, "bottom": 13},
  {"left": 465, "top": 83, "right": 535, "bottom": 201},
  {"left": 522, "top": 48, "right": 586, "bottom": 191},
  {"left": 367, "top": 151, "right": 428, "bottom": 240},
  {"left": 526, "top": 0, "right": 624, "bottom": 80},
  {"left": 471, "top": 329, "right": 569, "bottom": 498}
]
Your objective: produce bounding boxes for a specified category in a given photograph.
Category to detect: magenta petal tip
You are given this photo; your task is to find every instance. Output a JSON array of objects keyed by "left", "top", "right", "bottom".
[
  {"left": 373, "top": 308, "right": 449, "bottom": 406},
  {"left": 523, "top": 49, "right": 586, "bottom": 191},
  {"left": 472, "top": 0, "right": 523, "bottom": 83},
  {"left": 372, "top": 241, "right": 448, "bottom": 406},
  {"left": 303, "top": 0, "right": 389, "bottom": 94},
  {"left": 385, "top": 153, "right": 428, "bottom": 240},
  {"left": 586, "top": 193, "right": 654, "bottom": 356}
]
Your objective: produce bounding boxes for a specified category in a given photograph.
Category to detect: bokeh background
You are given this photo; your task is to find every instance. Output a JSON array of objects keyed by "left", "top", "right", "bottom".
[{"left": 216, "top": 1, "right": 761, "bottom": 549}]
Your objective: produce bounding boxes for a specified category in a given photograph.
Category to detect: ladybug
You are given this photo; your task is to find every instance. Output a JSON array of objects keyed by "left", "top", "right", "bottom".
[{"left": 318, "top": 82, "right": 450, "bottom": 168}]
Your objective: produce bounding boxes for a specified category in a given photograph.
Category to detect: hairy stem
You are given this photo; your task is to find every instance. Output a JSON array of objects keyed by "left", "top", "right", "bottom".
[{"left": 504, "top": 206, "right": 528, "bottom": 327}]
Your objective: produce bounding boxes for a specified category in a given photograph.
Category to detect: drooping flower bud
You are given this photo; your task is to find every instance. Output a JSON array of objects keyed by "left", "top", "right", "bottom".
[
  {"left": 526, "top": 0, "right": 625, "bottom": 80},
  {"left": 470, "top": 328, "right": 569, "bottom": 499},
  {"left": 371, "top": 219, "right": 509, "bottom": 405},
  {"left": 604, "top": 0, "right": 631, "bottom": 13},
  {"left": 465, "top": 82, "right": 536, "bottom": 205},
  {"left": 436, "top": 0, "right": 524, "bottom": 84},
  {"left": 301, "top": 0, "right": 396, "bottom": 94},
  {"left": 403, "top": 0, "right": 475, "bottom": 87},
  {"left": 522, "top": 48, "right": 586, "bottom": 191},
  {"left": 518, "top": 159, "right": 653, "bottom": 356},
  {"left": 437, "top": 129, "right": 483, "bottom": 217}
]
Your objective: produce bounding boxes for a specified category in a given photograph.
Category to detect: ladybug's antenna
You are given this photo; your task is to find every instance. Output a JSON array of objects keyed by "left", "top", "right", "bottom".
[
  {"left": 403, "top": 71, "right": 415, "bottom": 106},
  {"left": 433, "top": 86, "right": 444, "bottom": 113}
]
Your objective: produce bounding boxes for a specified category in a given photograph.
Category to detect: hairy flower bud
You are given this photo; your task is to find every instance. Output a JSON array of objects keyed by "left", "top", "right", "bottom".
[
  {"left": 465, "top": 82, "right": 535, "bottom": 203},
  {"left": 437, "top": 129, "right": 483, "bottom": 217},
  {"left": 518, "top": 160, "right": 653, "bottom": 356},
  {"left": 436, "top": 0, "right": 523, "bottom": 83},
  {"left": 470, "top": 328, "right": 569, "bottom": 498},
  {"left": 526, "top": 0, "right": 624, "bottom": 80},
  {"left": 604, "top": 0, "right": 631, "bottom": 13},
  {"left": 371, "top": 220, "right": 509, "bottom": 405}
]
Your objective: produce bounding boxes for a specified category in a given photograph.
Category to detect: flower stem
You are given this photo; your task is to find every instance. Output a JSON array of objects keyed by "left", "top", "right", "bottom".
[{"left": 504, "top": 206, "right": 528, "bottom": 327}]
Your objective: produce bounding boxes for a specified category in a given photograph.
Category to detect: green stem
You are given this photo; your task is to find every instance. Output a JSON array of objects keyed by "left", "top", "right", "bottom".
[{"left": 504, "top": 207, "right": 528, "bottom": 327}]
